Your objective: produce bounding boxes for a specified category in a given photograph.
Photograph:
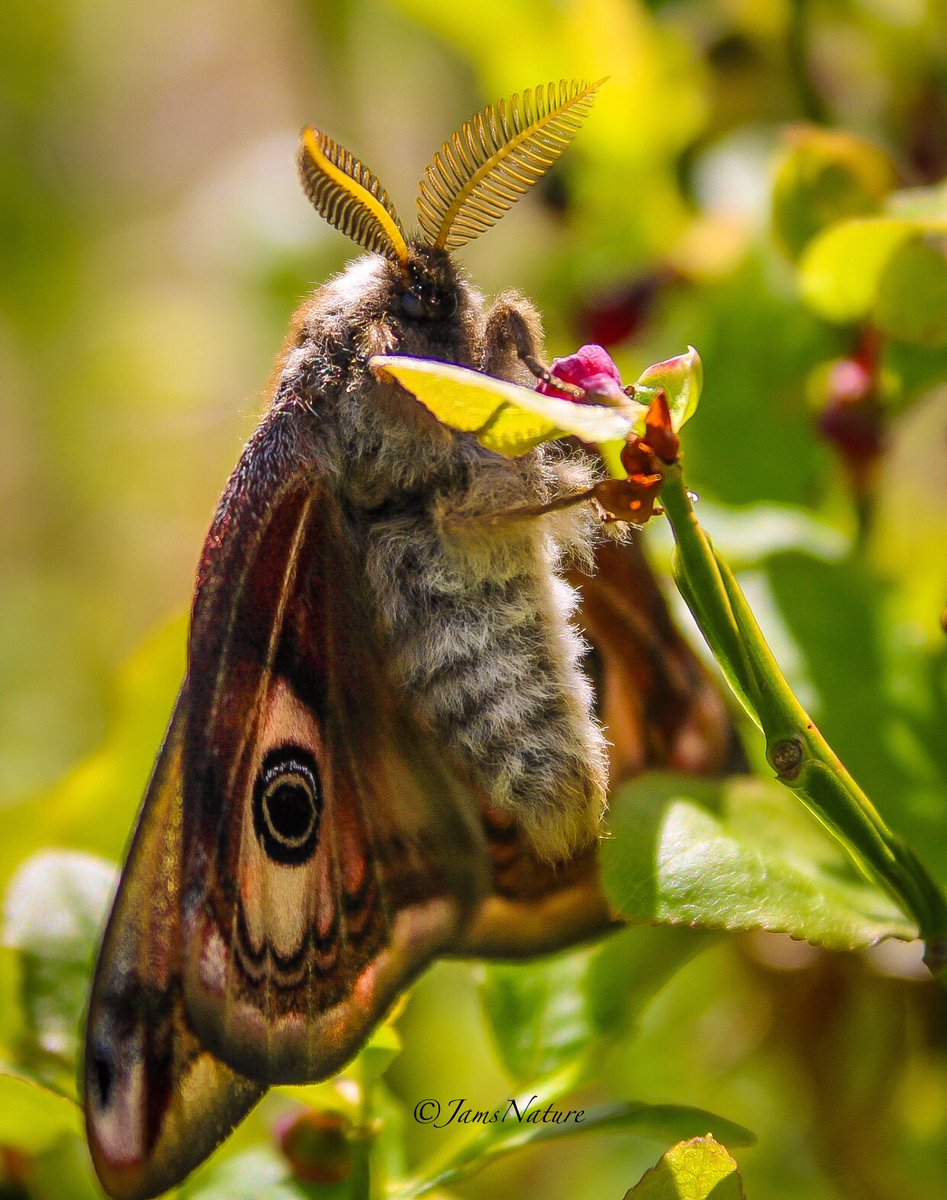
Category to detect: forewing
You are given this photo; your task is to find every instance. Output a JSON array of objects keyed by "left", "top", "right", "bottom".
[
  {"left": 179, "top": 404, "right": 488, "bottom": 1084},
  {"left": 84, "top": 695, "right": 264, "bottom": 1200}
]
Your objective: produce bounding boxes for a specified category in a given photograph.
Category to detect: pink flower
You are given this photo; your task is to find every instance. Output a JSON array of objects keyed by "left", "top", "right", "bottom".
[{"left": 536, "top": 344, "right": 625, "bottom": 404}]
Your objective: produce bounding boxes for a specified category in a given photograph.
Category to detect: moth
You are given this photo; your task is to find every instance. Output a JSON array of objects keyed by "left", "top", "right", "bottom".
[{"left": 84, "top": 80, "right": 737, "bottom": 1200}]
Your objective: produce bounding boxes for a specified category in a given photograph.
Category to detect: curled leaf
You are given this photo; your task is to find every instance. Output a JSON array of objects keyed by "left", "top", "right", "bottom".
[
  {"left": 370, "top": 355, "right": 633, "bottom": 456},
  {"left": 634, "top": 347, "right": 703, "bottom": 431}
]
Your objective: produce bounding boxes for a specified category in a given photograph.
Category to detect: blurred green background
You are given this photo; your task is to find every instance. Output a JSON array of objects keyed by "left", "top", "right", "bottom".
[{"left": 2, "top": 0, "right": 946, "bottom": 1197}]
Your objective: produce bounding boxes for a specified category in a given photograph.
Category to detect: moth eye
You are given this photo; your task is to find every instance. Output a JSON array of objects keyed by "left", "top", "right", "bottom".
[
  {"left": 399, "top": 290, "right": 426, "bottom": 320},
  {"left": 253, "top": 746, "right": 322, "bottom": 866}
]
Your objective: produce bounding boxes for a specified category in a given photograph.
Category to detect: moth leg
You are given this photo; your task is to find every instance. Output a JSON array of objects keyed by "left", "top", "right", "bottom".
[
  {"left": 444, "top": 292, "right": 617, "bottom": 540},
  {"left": 481, "top": 291, "right": 549, "bottom": 385},
  {"left": 439, "top": 486, "right": 601, "bottom": 535},
  {"left": 437, "top": 448, "right": 606, "bottom": 538},
  {"left": 481, "top": 291, "right": 585, "bottom": 397},
  {"left": 437, "top": 294, "right": 600, "bottom": 535}
]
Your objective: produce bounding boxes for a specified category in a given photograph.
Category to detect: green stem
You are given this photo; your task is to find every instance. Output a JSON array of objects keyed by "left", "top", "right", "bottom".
[
  {"left": 659, "top": 463, "right": 947, "bottom": 974},
  {"left": 659, "top": 470, "right": 758, "bottom": 721}
]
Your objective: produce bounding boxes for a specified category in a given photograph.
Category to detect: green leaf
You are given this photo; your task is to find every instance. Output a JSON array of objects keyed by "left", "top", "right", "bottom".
[
  {"left": 634, "top": 346, "right": 703, "bottom": 430},
  {"left": 351, "top": 1019, "right": 402, "bottom": 1086},
  {"left": 181, "top": 1148, "right": 312, "bottom": 1200},
  {"left": 583, "top": 925, "right": 713, "bottom": 1044},
  {"left": 396, "top": 1100, "right": 753, "bottom": 1200},
  {"left": 479, "top": 951, "right": 592, "bottom": 1083},
  {"left": 798, "top": 217, "right": 918, "bottom": 321},
  {"left": 0, "top": 1073, "right": 82, "bottom": 1152},
  {"left": 0, "top": 615, "right": 187, "bottom": 897},
  {"left": 625, "top": 1135, "right": 746, "bottom": 1199},
  {"left": 602, "top": 773, "right": 917, "bottom": 950},
  {"left": 369, "top": 355, "right": 635, "bottom": 455},
  {"left": 874, "top": 233, "right": 947, "bottom": 346},
  {"left": 24, "top": 1129, "right": 102, "bottom": 1200},
  {"left": 798, "top": 214, "right": 947, "bottom": 340},
  {"left": 479, "top": 926, "right": 709, "bottom": 1083},
  {"left": 2, "top": 850, "right": 116, "bottom": 1087},
  {"left": 771, "top": 126, "right": 896, "bottom": 260}
]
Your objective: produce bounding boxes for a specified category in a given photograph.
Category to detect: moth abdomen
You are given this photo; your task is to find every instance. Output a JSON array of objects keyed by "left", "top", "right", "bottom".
[{"left": 359, "top": 486, "right": 608, "bottom": 863}]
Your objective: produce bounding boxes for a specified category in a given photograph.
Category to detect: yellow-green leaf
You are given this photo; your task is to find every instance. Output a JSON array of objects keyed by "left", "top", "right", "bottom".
[
  {"left": 875, "top": 232, "right": 947, "bottom": 346},
  {"left": 772, "top": 126, "right": 896, "bottom": 260},
  {"left": 634, "top": 346, "right": 703, "bottom": 430},
  {"left": 625, "top": 1135, "right": 745, "bottom": 1199},
  {"left": 0, "top": 1074, "right": 82, "bottom": 1152},
  {"left": 602, "top": 774, "right": 917, "bottom": 950},
  {"left": 370, "top": 356, "right": 634, "bottom": 457},
  {"left": 798, "top": 217, "right": 919, "bottom": 321}
]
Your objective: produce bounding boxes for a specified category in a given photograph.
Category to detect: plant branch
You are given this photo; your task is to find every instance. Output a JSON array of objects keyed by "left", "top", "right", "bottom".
[{"left": 659, "top": 462, "right": 947, "bottom": 974}]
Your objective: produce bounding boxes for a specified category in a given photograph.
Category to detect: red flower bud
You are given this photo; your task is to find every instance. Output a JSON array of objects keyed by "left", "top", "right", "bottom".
[
  {"left": 275, "top": 1108, "right": 354, "bottom": 1184},
  {"left": 536, "top": 344, "right": 626, "bottom": 403}
]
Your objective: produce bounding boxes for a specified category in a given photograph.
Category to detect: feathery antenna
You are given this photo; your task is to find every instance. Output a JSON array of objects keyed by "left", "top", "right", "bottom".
[
  {"left": 298, "top": 128, "right": 410, "bottom": 262},
  {"left": 416, "top": 79, "right": 606, "bottom": 250}
]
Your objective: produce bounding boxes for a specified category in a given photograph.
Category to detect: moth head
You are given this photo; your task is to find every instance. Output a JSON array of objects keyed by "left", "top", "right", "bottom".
[
  {"left": 297, "top": 77, "right": 606, "bottom": 270},
  {"left": 375, "top": 244, "right": 474, "bottom": 365}
]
